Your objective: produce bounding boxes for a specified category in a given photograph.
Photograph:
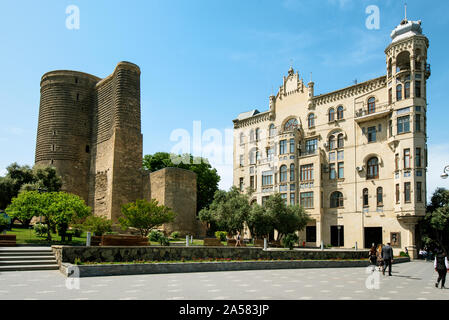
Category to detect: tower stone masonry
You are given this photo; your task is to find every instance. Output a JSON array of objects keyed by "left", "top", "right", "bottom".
[{"left": 35, "top": 61, "right": 201, "bottom": 236}]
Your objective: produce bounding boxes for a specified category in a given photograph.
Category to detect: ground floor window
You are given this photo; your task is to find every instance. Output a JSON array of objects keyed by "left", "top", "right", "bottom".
[{"left": 306, "top": 226, "right": 316, "bottom": 243}]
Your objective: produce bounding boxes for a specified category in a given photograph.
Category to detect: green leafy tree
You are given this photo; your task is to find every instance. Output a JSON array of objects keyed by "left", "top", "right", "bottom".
[
  {"left": 264, "top": 193, "right": 310, "bottom": 240},
  {"left": 199, "top": 186, "right": 250, "bottom": 236},
  {"left": 0, "top": 163, "right": 62, "bottom": 214},
  {"left": 421, "top": 188, "right": 449, "bottom": 253},
  {"left": 247, "top": 203, "right": 274, "bottom": 240},
  {"left": 142, "top": 152, "right": 220, "bottom": 214},
  {"left": 119, "top": 199, "right": 176, "bottom": 237},
  {"left": 6, "top": 191, "right": 90, "bottom": 240}
]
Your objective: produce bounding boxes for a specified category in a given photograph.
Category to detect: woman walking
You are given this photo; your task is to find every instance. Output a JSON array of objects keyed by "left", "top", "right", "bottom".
[
  {"left": 369, "top": 245, "right": 377, "bottom": 272},
  {"left": 434, "top": 249, "right": 449, "bottom": 289},
  {"left": 235, "top": 231, "right": 242, "bottom": 247},
  {"left": 376, "top": 244, "right": 384, "bottom": 272}
]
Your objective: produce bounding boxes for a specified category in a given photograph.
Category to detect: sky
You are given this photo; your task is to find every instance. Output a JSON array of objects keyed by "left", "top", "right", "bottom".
[{"left": 0, "top": 0, "right": 448, "bottom": 202}]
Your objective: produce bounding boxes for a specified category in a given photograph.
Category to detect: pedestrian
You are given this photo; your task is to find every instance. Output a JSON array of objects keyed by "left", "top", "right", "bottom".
[
  {"left": 405, "top": 247, "right": 409, "bottom": 256},
  {"left": 381, "top": 242, "right": 394, "bottom": 276},
  {"left": 235, "top": 231, "right": 242, "bottom": 247},
  {"left": 377, "top": 244, "right": 384, "bottom": 272},
  {"left": 434, "top": 249, "right": 449, "bottom": 289},
  {"left": 369, "top": 245, "right": 377, "bottom": 272}
]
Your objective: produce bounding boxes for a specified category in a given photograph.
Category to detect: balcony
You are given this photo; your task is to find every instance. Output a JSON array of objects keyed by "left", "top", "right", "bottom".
[
  {"left": 355, "top": 103, "right": 392, "bottom": 123},
  {"left": 299, "top": 149, "right": 317, "bottom": 158},
  {"left": 425, "top": 63, "right": 431, "bottom": 78}
]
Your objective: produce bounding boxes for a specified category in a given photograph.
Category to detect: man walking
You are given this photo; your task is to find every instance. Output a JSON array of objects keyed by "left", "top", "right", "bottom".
[
  {"left": 434, "top": 249, "right": 449, "bottom": 289},
  {"left": 381, "top": 242, "right": 394, "bottom": 276}
]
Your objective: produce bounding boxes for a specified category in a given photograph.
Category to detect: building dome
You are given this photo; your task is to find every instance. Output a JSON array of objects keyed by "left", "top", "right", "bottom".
[{"left": 390, "top": 19, "right": 423, "bottom": 43}]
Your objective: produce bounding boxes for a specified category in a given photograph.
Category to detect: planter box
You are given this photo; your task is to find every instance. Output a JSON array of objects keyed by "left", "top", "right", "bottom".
[
  {"left": 203, "top": 238, "right": 222, "bottom": 246},
  {"left": 101, "top": 235, "right": 148, "bottom": 246},
  {"left": 227, "top": 239, "right": 246, "bottom": 247},
  {"left": 253, "top": 239, "right": 264, "bottom": 247},
  {"left": 0, "top": 234, "right": 16, "bottom": 247}
]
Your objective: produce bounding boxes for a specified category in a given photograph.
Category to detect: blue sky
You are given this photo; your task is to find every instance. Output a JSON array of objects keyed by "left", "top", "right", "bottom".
[{"left": 0, "top": 0, "right": 448, "bottom": 200}]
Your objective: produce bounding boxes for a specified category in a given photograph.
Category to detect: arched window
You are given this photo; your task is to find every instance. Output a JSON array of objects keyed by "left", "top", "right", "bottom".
[
  {"left": 249, "top": 148, "right": 256, "bottom": 164},
  {"left": 280, "top": 165, "right": 287, "bottom": 182},
  {"left": 255, "top": 149, "right": 261, "bottom": 162},
  {"left": 255, "top": 128, "right": 260, "bottom": 141},
  {"left": 330, "top": 191, "right": 344, "bottom": 208},
  {"left": 368, "top": 97, "right": 375, "bottom": 114},
  {"left": 249, "top": 129, "right": 255, "bottom": 142},
  {"left": 290, "top": 164, "right": 295, "bottom": 181},
  {"left": 388, "top": 58, "right": 392, "bottom": 77},
  {"left": 404, "top": 82, "right": 410, "bottom": 99},
  {"left": 308, "top": 114, "right": 315, "bottom": 128},
  {"left": 337, "top": 106, "right": 344, "bottom": 120},
  {"left": 377, "top": 187, "right": 383, "bottom": 206},
  {"left": 269, "top": 124, "right": 276, "bottom": 137},
  {"left": 328, "top": 135, "right": 336, "bottom": 150},
  {"left": 396, "top": 84, "right": 403, "bottom": 101},
  {"left": 367, "top": 157, "right": 379, "bottom": 179},
  {"left": 337, "top": 133, "right": 344, "bottom": 149},
  {"left": 328, "top": 108, "right": 335, "bottom": 122},
  {"left": 284, "top": 118, "right": 298, "bottom": 131},
  {"left": 239, "top": 133, "right": 244, "bottom": 144},
  {"left": 363, "top": 188, "right": 369, "bottom": 207}
]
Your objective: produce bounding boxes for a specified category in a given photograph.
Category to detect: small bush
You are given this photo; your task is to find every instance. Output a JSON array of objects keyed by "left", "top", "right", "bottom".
[
  {"left": 82, "top": 216, "right": 112, "bottom": 236},
  {"left": 149, "top": 230, "right": 164, "bottom": 242},
  {"left": 215, "top": 231, "right": 228, "bottom": 242},
  {"left": 73, "top": 228, "right": 82, "bottom": 237},
  {"left": 33, "top": 223, "right": 49, "bottom": 237},
  {"left": 170, "top": 231, "right": 180, "bottom": 239},
  {"left": 74, "top": 257, "right": 83, "bottom": 265},
  {"left": 399, "top": 251, "right": 409, "bottom": 257},
  {"left": 282, "top": 233, "right": 299, "bottom": 250},
  {"left": 159, "top": 235, "right": 170, "bottom": 246}
]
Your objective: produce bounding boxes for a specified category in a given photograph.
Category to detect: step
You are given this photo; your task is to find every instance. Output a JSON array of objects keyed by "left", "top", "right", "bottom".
[
  {"left": 0, "top": 255, "right": 55, "bottom": 261},
  {"left": 0, "top": 264, "right": 59, "bottom": 272},
  {"left": 0, "top": 251, "right": 53, "bottom": 256},
  {"left": 0, "top": 260, "right": 57, "bottom": 266}
]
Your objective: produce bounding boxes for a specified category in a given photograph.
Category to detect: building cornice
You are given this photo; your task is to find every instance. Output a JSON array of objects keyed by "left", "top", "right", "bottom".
[
  {"left": 233, "top": 111, "right": 271, "bottom": 129},
  {"left": 313, "top": 76, "right": 387, "bottom": 106}
]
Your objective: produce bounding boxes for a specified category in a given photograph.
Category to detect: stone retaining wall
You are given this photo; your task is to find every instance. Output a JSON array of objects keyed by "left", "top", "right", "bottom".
[
  {"left": 60, "top": 257, "right": 410, "bottom": 278},
  {"left": 52, "top": 245, "right": 370, "bottom": 265}
]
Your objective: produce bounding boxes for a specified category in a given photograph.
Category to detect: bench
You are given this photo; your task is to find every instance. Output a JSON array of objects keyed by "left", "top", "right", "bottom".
[
  {"left": 101, "top": 235, "right": 149, "bottom": 246},
  {"left": 203, "top": 238, "right": 223, "bottom": 246},
  {"left": 0, "top": 234, "right": 16, "bottom": 247}
]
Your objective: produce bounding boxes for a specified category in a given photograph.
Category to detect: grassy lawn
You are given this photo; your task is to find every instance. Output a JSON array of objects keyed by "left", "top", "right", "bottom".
[{"left": 7, "top": 227, "right": 87, "bottom": 245}]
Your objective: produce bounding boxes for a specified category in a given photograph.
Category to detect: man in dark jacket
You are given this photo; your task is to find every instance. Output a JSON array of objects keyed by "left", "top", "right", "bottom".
[
  {"left": 381, "top": 242, "right": 394, "bottom": 276},
  {"left": 434, "top": 249, "right": 449, "bottom": 289}
]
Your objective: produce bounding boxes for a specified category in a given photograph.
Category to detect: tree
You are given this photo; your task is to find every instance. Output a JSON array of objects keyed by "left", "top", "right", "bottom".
[
  {"left": 199, "top": 186, "right": 250, "bottom": 236},
  {"left": 264, "top": 193, "right": 310, "bottom": 240},
  {"left": 142, "top": 152, "right": 220, "bottom": 214},
  {"left": 421, "top": 188, "right": 449, "bottom": 253},
  {"left": 6, "top": 191, "right": 90, "bottom": 240},
  {"left": 246, "top": 203, "right": 274, "bottom": 239},
  {"left": 119, "top": 199, "right": 176, "bottom": 237},
  {"left": 0, "top": 163, "right": 62, "bottom": 212}
]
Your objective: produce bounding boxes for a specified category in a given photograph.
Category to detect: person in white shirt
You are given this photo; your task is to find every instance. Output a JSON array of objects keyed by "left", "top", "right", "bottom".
[{"left": 434, "top": 249, "right": 449, "bottom": 289}]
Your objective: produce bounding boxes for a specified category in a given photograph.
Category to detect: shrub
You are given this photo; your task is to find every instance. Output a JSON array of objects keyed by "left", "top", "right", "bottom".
[
  {"left": 282, "top": 233, "right": 299, "bottom": 250},
  {"left": 0, "top": 215, "right": 10, "bottom": 232},
  {"left": 33, "top": 223, "right": 49, "bottom": 237},
  {"left": 399, "top": 251, "right": 409, "bottom": 257},
  {"left": 74, "top": 257, "right": 82, "bottom": 265},
  {"left": 73, "top": 228, "right": 82, "bottom": 237},
  {"left": 215, "top": 231, "right": 227, "bottom": 241},
  {"left": 82, "top": 215, "right": 112, "bottom": 236},
  {"left": 170, "top": 231, "right": 180, "bottom": 239},
  {"left": 159, "top": 235, "right": 170, "bottom": 246},
  {"left": 149, "top": 230, "right": 164, "bottom": 242}
]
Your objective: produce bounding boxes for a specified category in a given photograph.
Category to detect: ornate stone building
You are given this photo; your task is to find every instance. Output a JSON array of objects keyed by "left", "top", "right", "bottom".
[
  {"left": 233, "top": 18, "right": 430, "bottom": 258},
  {"left": 35, "top": 61, "right": 202, "bottom": 236}
]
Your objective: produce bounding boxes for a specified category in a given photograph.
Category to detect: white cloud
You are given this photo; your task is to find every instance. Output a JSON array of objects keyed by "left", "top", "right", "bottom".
[
  {"left": 0, "top": 168, "right": 6, "bottom": 177},
  {"left": 426, "top": 143, "right": 449, "bottom": 202},
  {"left": 215, "top": 164, "right": 233, "bottom": 191}
]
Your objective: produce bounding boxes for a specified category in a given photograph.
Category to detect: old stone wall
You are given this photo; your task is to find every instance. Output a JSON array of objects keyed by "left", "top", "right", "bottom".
[{"left": 150, "top": 168, "right": 198, "bottom": 236}]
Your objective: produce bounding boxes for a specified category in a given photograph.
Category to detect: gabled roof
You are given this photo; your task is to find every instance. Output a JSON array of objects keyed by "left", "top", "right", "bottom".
[{"left": 236, "top": 109, "right": 260, "bottom": 121}]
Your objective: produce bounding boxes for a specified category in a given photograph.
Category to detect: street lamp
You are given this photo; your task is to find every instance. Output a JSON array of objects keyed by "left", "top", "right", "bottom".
[{"left": 441, "top": 165, "right": 449, "bottom": 179}]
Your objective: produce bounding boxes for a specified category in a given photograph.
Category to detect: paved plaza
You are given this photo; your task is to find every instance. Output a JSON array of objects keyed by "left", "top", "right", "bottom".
[{"left": 0, "top": 261, "right": 447, "bottom": 300}]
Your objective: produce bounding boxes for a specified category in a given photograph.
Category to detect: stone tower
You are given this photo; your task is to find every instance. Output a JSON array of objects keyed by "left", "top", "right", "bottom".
[{"left": 35, "top": 62, "right": 203, "bottom": 236}]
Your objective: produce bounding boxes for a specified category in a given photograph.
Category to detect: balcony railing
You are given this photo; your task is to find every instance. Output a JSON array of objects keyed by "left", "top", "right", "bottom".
[{"left": 355, "top": 102, "right": 392, "bottom": 123}]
